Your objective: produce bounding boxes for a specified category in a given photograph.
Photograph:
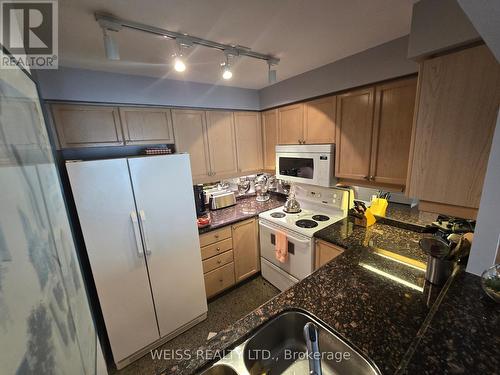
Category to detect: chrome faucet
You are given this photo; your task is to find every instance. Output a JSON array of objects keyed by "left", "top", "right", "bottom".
[{"left": 303, "top": 322, "right": 323, "bottom": 375}]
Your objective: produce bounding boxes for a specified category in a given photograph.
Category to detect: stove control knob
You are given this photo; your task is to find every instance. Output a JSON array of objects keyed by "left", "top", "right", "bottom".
[{"left": 446, "top": 223, "right": 453, "bottom": 229}]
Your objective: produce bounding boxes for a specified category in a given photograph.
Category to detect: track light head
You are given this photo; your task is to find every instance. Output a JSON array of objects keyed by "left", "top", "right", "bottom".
[
  {"left": 174, "top": 56, "right": 186, "bottom": 72},
  {"left": 102, "top": 28, "right": 120, "bottom": 60},
  {"left": 268, "top": 61, "right": 277, "bottom": 84},
  {"left": 221, "top": 53, "right": 234, "bottom": 80},
  {"left": 172, "top": 39, "right": 190, "bottom": 72}
]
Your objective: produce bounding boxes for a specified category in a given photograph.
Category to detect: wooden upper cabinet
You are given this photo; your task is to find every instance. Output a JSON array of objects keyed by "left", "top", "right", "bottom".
[
  {"left": 262, "top": 109, "right": 278, "bottom": 171},
  {"left": 205, "top": 111, "right": 238, "bottom": 178},
  {"left": 119, "top": 107, "right": 174, "bottom": 144},
  {"left": 278, "top": 103, "right": 304, "bottom": 144},
  {"left": 370, "top": 78, "right": 417, "bottom": 185},
  {"left": 232, "top": 218, "right": 260, "bottom": 282},
  {"left": 171, "top": 109, "right": 211, "bottom": 181},
  {"left": 51, "top": 104, "right": 123, "bottom": 148},
  {"left": 234, "top": 112, "right": 263, "bottom": 174},
  {"left": 407, "top": 45, "right": 500, "bottom": 210},
  {"left": 335, "top": 87, "right": 375, "bottom": 181},
  {"left": 303, "top": 96, "right": 336, "bottom": 144}
]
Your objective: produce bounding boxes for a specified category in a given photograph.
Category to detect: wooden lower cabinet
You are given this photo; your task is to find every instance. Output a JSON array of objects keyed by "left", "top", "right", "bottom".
[
  {"left": 204, "top": 262, "right": 236, "bottom": 299},
  {"left": 232, "top": 218, "right": 260, "bottom": 282},
  {"left": 199, "top": 218, "right": 260, "bottom": 299},
  {"left": 315, "top": 240, "right": 344, "bottom": 270}
]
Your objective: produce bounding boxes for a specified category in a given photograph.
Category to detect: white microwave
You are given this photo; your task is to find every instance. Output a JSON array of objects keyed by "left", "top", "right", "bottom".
[{"left": 275, "top": 144, "right": 336, "bottom": 187}]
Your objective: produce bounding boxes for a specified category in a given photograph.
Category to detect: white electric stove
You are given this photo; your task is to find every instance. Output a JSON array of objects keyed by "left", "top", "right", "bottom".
[{"left": 258, "top": 184, "right": 350, "bottom": 291}]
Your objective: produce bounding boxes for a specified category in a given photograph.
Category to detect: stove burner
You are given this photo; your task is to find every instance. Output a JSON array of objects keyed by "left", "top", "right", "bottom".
[
  {"left": 295, "top": 219, "right": 318, "bottom": 229},
  {"left": 312, "top": 215, "right": 330, "bottom": 222},
  {"left": 270, "top": 212, "right": 286, "bottom": 218}
]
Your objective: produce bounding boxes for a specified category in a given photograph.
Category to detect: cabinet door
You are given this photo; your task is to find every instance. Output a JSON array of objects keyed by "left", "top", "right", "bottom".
[
  {"left": 278, "top": 103, "right": 304, "bottom": 144},
  {"left": 172, "top": 109, "right": 211, "bottom": 181},
  {"left": 262, "top": 109, "right": 278, "bottom": 171},
  {"left": 335, "top": 88, "right": 375, "bottom": 181},
  {"left": 232, "top": 218, "right": 260, "bottom": 282},
  {"left": 304, "top": 96, "right": 336, "bottom": 144},
  {"left": 408, "top": 45, "right": 500, "bottom": 209},
  {"left": 206, "top": 111, "right": 238, "bottom": 178},
  {"left": 51, "top": 104, "right": 123, "bottom": 148},
  {"left": 119, "top": 107, "right": 174, "bottom": 144},
  {"left": 234, "top": 111, "right": 263, "bottom": 174},
  {"left": 315, "top": 240, "right": 344, "bottom": 270},
  {"left": 370, "top": 78, "right": 417, "bottom": 186}
]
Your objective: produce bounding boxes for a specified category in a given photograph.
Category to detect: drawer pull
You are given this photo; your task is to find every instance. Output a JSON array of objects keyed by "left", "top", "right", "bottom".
[
  {"left": 219, "top": 279, "right": 223, "bottom": 283},
  {"left": 215, "top": 234, "right": 219, "bottom": 239},
  {"left": 217, "top": 260, "right": 222, "bottom": 264},
  {"left": 216, "top": 247, "right": 220, "bottom": 251}
]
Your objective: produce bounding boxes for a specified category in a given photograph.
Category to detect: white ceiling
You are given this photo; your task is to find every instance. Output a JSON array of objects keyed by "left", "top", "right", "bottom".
[{"left": 59, "top": 0, "right": 415, "bottom": 89}]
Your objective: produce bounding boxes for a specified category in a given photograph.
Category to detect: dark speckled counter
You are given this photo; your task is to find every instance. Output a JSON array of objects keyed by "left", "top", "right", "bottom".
[
  {"left": 163, "top": 209, "right": 497, "bottom": 375},
  {"left": 198, "top": 194, "right": 285, "bottom": 234}
]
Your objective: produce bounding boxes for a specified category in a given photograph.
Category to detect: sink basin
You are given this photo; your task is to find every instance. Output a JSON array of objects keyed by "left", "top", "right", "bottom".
[
  {"left": 201, "top": 364, "right": 238, "bottom": 375},
  {"left": 243, "top": 310, "right": 380, "bottom": 375},
  {"left": 198, "top": 310, "right": 380, "bottom": 375}
]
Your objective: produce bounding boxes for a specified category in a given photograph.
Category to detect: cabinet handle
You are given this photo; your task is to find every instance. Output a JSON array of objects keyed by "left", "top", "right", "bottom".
[
  {"left": 216, "top": 247, "right": 221, "bottom": 251},
  {"left": 217, "top": 260, "right": 222, "bottom": 264},
  {"left": 369, "top": 176, "right": 375, "bottom": 181},
  {"left": 219, "top": 279, "right": 223, "bottom": 283},
  {"left": 215, "top": 234, "right": 219, "bottom": 239}
]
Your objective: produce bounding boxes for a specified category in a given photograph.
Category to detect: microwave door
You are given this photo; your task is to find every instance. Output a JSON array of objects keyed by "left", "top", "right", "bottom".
[{"left": 276, "top": 153, "right": 319, "bottom": 185}]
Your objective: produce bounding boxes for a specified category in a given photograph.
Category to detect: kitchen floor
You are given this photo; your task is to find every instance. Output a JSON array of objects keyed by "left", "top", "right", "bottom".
[{"left": 110, "top": 276, "right": 279, "bottom": 375}]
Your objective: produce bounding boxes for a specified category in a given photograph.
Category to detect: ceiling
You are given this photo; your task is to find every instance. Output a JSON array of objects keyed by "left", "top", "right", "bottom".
[{"left": 59, "top": 0, "right": 416, "bottom": 89}]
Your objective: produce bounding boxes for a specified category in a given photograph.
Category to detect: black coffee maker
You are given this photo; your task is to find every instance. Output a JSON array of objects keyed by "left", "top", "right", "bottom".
[{"left": 193, "top": 184, "right": 206, "bottom": 217}]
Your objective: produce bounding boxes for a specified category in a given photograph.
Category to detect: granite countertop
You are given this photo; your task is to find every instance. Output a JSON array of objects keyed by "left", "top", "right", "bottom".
[
  {"left": 165, "top": 205, "right": 497, "bottom": 375},
  {"left": 166, "top": 218, "right": 443, "bottom": 374},
  {"left": 399, "top": 271, "right": 500, "bottom": 374},
  {"left": 198, "top": 194, "right": 286, "bottom": 234}
]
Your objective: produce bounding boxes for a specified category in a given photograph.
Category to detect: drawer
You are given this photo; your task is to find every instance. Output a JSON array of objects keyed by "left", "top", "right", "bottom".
[
  {"left": 199, "top": 226, "right": 232, "bottom": 247},
  {"left": 201, "top": 237, "right": 233, "bottom": 260},
  {"left": 202, "top": 250, "right": 234, "bottom": 274},
  {"left": 204, "top": 262, "right": 235, "bottom": 298}
]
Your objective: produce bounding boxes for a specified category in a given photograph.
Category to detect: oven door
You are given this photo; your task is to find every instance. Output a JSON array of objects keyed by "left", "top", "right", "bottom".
[
  {"left": 275, "top": 152, "right": 333, "bottom": 187},
  {"left": 259, "top": 220, "right": 314, "bottom": 280}
]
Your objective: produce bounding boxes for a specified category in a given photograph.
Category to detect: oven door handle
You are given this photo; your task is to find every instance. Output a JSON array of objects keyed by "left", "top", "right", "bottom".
[{"left": 259, "top": 220, "right": 311, "bottom": 244}]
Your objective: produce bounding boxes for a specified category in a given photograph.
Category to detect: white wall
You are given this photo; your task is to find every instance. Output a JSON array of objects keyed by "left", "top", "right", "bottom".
[
  {"left": 407, "top": 0, "right": 479, "bottom": 60},
  {"left": 457, "top": 0, "right": 500, "bottom": 61},
  {"left": 36, "top": 66, "right": 260, "bottom": 110},
  {"left": 259, "top": 36, "right": 417, "bottom": 109},
  {"left": 467, "top": 112, "right": 500, "bottom": 275}
]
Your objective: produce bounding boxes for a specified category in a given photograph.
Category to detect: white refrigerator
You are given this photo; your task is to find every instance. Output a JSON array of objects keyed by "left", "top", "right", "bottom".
[{"left": 66, "top": 154, "right": 207, "bottom": 369}]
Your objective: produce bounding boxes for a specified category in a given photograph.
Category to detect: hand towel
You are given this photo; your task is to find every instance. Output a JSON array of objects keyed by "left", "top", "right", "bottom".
[{"left": 275, "top": 232, "right": 288, "bottom": 263}]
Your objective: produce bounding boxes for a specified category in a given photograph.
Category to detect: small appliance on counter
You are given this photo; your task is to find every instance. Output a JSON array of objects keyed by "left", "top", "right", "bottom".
[
  {"left": 193, "top": 184, "right": 206, "bottom": 217},
  {"left": 255, "top": 175, "right": 270, "bottom": 202},
  {"left": 420, "top": 215, "right": 475, "bottom": 285},
  {"left": 208, "top": 191, "right": 236, "bottom": 210}
]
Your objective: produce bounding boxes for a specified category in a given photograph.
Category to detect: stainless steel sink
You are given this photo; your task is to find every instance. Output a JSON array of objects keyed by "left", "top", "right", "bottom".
[
  {"left": 201, "top": 364, "right": 238, "bottom": 375},
  {"left": 200, "top": 310, "right": 381, "bottom": 375}
]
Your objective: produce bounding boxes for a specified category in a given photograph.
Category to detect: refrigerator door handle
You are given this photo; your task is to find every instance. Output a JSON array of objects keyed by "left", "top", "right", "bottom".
[
  {"left": 130, "top": 211, "right": 144, "bottom": 257},
  {"left": 138, "top": 210, "right": 151, "bottom": 256}
]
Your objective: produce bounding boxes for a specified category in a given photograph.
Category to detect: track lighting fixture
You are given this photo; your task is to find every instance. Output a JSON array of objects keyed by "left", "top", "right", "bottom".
[
  {"left": 95, "top": 13, "right": 280, "bottom": 82},
  {"left": 102, "top": 28, "right": 120, "bottom": 60},
  {"left": 221, "top": 53, "right": 233, "bottom": 80},
  {"left": 268, "top": 61, "right": 277, "bottom": 84},
  {"left": 97, "top": 18, "right": 122, "bottom": 60}
]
